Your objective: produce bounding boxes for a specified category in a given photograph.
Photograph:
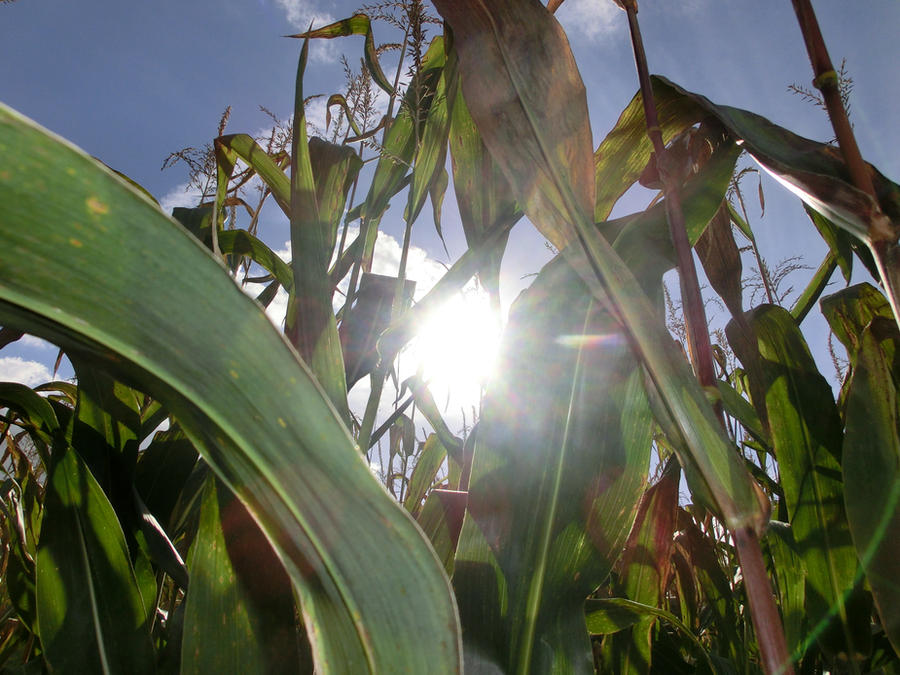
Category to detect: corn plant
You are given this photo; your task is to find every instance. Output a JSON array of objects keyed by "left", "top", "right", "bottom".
[{"left": 1, "top": 1, "right": 899, "bottom": 673}]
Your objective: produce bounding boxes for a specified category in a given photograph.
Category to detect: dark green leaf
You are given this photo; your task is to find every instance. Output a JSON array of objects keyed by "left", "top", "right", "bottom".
[
  {"left": 182, "top": 477, "right": 306, "bottom": 673},
  {"left": 36, "top": 447, "right": 155, "bottom": 674},
  {"left": 842, "top": 325, "right": 900, "bottom": 654}
]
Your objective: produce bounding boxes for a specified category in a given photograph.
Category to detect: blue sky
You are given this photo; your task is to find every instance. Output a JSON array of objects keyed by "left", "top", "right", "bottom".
[{"left": 2, "top": 0, "right": 898, "bottom": 396}]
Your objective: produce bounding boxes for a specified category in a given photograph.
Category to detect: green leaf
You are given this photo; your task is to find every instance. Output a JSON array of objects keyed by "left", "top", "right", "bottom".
[
  {"left": 648, "top": 76, "right": 900, "bottom": 245},
  {"left": 842, "top": 324, "right": 900, "bottom": 654},
  {"left": 821, "top": 282, "right": 894, "bottom": 357},
  {"left": 134, "top": 427, "right": 199, "bottom": 530},
  {"left": 764, "top": 521, "right": 807, "bottom": 662},
  {"left": 592, "top": 81, "right": 705, "bottom": 222},
  {"left": 182, "top": 476, "right": 307, "bottom": 673},
  {"left": 0, "top": 382, "right": 59, "bottom": 434},
  {"left": 289, "top": 14, "right": 393, "bottom": 95},
  {"left": 434, "top": 0, "right": 767, "bottom": 535},
  {"left": 0, "top": 103, "right": 461, "bottom": 673},
  {"left": 284, "top": 41, "right": 351, "bottom": 423},
  {"left": 585, "top": 598, "right": 715, "bottom": 674},
  {"left": 216, "top": 133, "right": 290, "bottom": 215},
  {"left": 789, "top": 251, "right": 838, "bottom": 325},
  {"left": 403, "top": 433, "right": 449, "bottom": 518},
  {"left": 447, "top": 56, "right": 519, "bottom": 308},
  {"left": 36, "top": 446, "right": 155, "bottom": 674},
  {"left": 451, "top": 258, "right": 652, "bottom": 673},
  {"left": 728, "top": 305, "right": 869, "bottom": 658},
  {"left": 405, "top": 47, "right": 457, "bottom": 243},
  {"left": 217, "top": 229, "right": 294, "bottom": 293}
]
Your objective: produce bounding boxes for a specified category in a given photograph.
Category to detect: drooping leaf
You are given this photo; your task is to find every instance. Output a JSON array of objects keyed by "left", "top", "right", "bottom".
[
  {"left": 696, "top": 202, "right": 744, "bottom": 318},
  {"left": 821, "top": 282, "right": 894, "bottom": 358},
  {"left": 447, "top": 56, "right": 520, "bottom": 309},
  {"left": 451, "top": 257, "right": 652, "bottom": 673},
  {"left": 405, "top": 47, "right": 457, "bottom": 243},
  {"left": 842, "top": 324, "right": 900, "bottom": 654},
  {"left": 434, "top": 0, "right": 767, "bottom": 536},
  {"left": 182, "top": 476, "right": 306, "bottom": 673},
  {"left": 728, "top": 305, "right": 869, "bottom": 658},
  {"left": 649, "top": 76, "right": 900, "bottom": 246},
  {"left": 0, "top": 103, "right": 461, "bottom": 673},
  {"left": 35, "top": 446, "right": 155, "bottom": 674},
  {"left": 288, "top": 14, "right": 393, "bottom": 95}
]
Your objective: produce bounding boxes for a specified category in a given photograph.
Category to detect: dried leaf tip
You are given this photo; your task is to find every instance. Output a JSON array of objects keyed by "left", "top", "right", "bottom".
[{"left": 611, "top": 0, "right": 637, "bottom": 12}]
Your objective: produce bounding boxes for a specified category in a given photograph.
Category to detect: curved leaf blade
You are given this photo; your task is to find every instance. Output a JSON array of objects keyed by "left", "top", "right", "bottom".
[{"left": 0, "top": 103, "right": 461, "bottom": 674}]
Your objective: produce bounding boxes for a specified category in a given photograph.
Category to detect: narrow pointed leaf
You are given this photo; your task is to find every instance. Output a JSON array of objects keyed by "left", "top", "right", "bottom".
[
  {"left": 452, "top": 257, "right": 652, "bottom": 673},
  {"left": 285, "top": 43, "right": 351, "bottom": 422},
  {"left": 0, "top": 103, "right": 461, "bottom": 673},
  {"left": 36, "top": 447, "right": 155, "bottom": 674},
  {"left": 403, "top": 434, "right": 449, "bottom": 518}
]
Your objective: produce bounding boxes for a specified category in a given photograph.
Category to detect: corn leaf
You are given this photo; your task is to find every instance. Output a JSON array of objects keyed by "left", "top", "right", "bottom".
[
  {"left": 433, "top": 0, "right": 766, "bottom": 535},
  {"left": 765, "top": 521, "right": 807, "bottom": 662},
  {"left": 36, "top": 446, "right": 155, "bottom": 674},
  {"left": 451, "top": 257, "right": 652, "bottom": 673},
  {"left": 182, "top": 476, "right": 307, "bottom": 673},
  {"left": 0, "top": 103, "right": 461, "bottom": 674},
  {"left": 728, "top": 305, "right": 869, "bottom": 658},
  {"left": 288, "top": 14, "right": 393, "bottom": 95},
  {"left": 447, "top": 58, "right": 520, "bottom": 309}
]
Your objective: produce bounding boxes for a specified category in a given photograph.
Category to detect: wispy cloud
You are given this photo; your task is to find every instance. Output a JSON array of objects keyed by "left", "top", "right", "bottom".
[
  {"left": 0, "top": 357, "right": 52, "bottom": 387},
  {"left": 276, "top": 0, "right": 340, "bottom": 63},
  {"left": 554, "top": 0, "right": 622, "bottom": 41}
]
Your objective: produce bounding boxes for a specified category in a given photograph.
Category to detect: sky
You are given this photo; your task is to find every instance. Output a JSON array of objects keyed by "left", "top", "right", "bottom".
[{"left": 2, "top": 0, "right": 899, "bottom": 432}]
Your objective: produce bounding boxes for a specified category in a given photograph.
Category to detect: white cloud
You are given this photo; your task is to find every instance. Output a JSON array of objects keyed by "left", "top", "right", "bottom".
[
  {"left": 276, "top": 0, "right": 340, "bottom": 64},
  {"left": 20, "top": 335, "right": 55, "bottom": 350},
  {"left": 554, "top": 0, "right": 621, "bottom": 41},
  {"left": 158, "top": 181, "right": 203, "bottom": 216},
  {"left": 0, "top": 357, "right": 52, "bottom": 387}
]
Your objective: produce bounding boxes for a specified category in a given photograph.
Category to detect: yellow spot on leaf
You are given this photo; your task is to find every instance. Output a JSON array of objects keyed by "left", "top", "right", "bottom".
[
  {"left": 277, "top": 417, "right": 287, "bottom": 428},
  {"left": 229, "top": 369, "right": 240, "bottom": 379},
  {"left": 69, "top": 238, "right": 83, "bottom": 248},
  {"left": 86, "top": 196, "right": 109, "bottom": 215}
]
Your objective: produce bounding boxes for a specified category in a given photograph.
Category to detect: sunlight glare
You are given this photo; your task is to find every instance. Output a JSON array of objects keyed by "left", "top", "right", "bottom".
[{"left": 406, "top": 287, "right": 503, "bottom": 407}]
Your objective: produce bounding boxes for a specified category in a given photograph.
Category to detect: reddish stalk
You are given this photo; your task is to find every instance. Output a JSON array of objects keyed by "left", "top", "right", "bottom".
[
  {"left": 620, "top": 2, "right": 718, "bottom": 396},
  {"left": 619, "top": 2, "right": 794, "bottom": 673},
  {"left": 790, "top": 0, "right": 900, "bottom": 328}
]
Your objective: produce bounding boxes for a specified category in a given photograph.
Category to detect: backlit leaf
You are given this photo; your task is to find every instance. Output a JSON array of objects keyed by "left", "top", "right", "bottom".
[{"left": 0, "top": 103, "right": 461, "bottom": 673}]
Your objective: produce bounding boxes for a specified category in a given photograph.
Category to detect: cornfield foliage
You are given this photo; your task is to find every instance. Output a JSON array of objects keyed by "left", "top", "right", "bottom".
[{"left": 1, "top": 1, "right": 899, "bottom": 673}]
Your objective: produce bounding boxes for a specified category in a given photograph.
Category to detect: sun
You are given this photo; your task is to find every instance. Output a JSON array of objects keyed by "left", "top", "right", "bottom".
[{"left": 405, "top": 287, "right": 503, "bottom": 408}]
